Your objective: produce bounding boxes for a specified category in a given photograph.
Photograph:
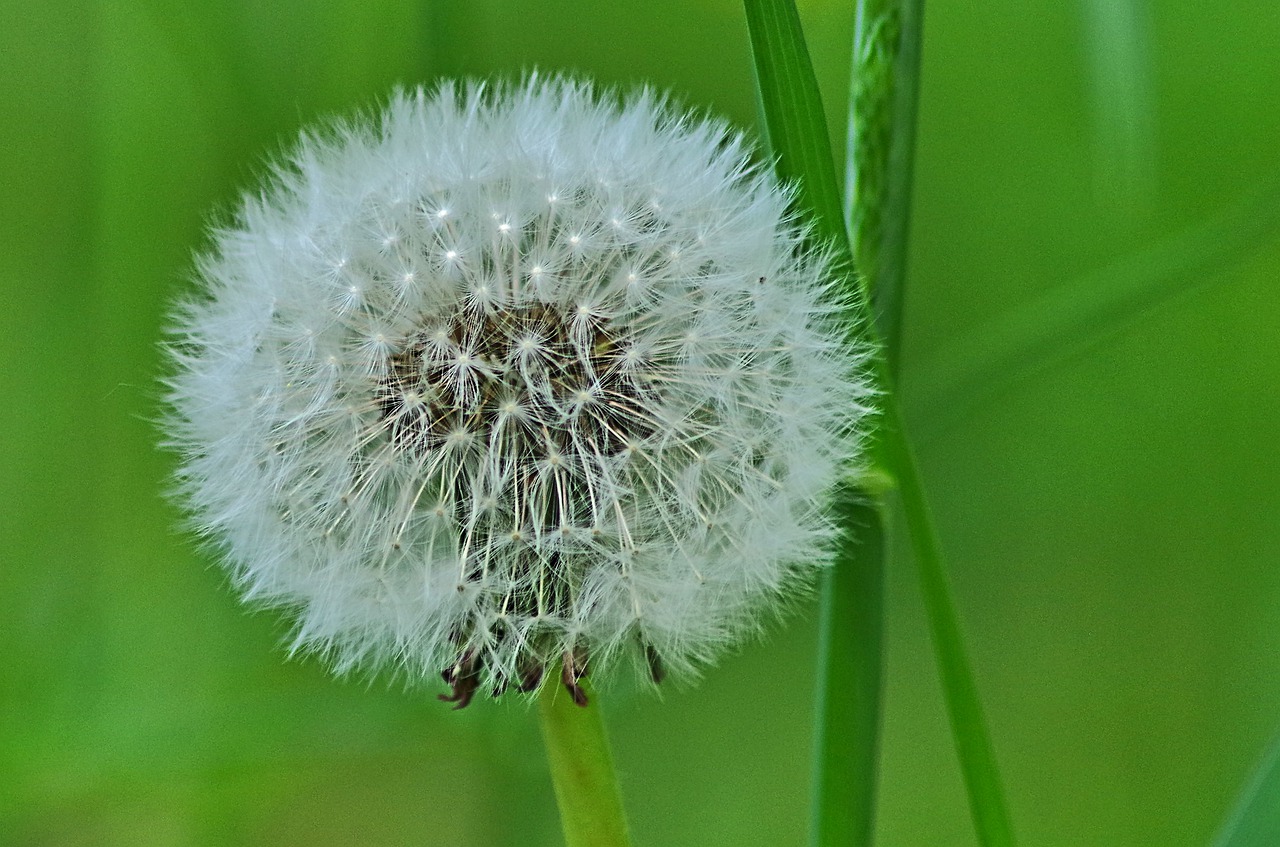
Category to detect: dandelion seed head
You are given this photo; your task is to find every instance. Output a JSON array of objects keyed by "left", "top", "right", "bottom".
[{"left": 164, "top": 76, "right": 871, "bottom": 707}]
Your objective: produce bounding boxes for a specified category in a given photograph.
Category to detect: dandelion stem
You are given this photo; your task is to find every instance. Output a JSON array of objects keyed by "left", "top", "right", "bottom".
[{"left": 538, "top": 676, "right": 633, "bottom": 847}]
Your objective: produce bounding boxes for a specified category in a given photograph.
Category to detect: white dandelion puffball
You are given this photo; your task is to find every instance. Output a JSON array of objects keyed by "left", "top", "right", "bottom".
[{"left": 166, "top": 77, "right": 867, "bottom": 708}]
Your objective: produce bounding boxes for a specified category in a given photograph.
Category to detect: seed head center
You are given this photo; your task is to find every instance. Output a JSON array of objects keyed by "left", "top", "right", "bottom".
[{"left": 378, "top": 304, "right": 654, "bottom": 472}]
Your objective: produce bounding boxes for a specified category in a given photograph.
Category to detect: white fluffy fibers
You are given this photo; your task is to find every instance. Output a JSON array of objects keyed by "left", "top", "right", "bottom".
[{"left": 164, "top": 77, "right": 869, "bottom": 708}]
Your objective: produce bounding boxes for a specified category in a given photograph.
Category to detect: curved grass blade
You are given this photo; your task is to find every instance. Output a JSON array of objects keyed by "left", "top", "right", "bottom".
[
  {"left": 1212, "top": 731, "right": 1280, "bottom": 847},
  {"left": 881, "top": 402, "right": 1015, "bottom": 847},
  {"left": 908, "top": 175, "right": 1280, "bottom": 443},
  {"left": 742, "top": 0, "right": 854, "bottom": 265}
]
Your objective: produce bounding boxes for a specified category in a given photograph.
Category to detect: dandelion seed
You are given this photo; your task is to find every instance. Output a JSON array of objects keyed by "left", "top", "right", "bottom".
[{"left": 163, "top": 76, "right": 870, "bottom": 708}]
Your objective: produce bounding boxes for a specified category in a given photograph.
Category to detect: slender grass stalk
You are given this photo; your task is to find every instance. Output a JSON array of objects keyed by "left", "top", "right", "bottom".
[
  {"left": 740, "top": 6, "right": 883, "bottom": 846},
  {"left": 806, "top": 7, "right": 923, "bottom": 839},
  {"left": 846, "top": 0, "right": 925, "bottom": 375},
  {"left": 880, "top": 403, "right": 1015, "bottom": 846},
  {"left": 743, "top": 2, "right": 1016, "bottom": 845},
  {"left": 811, "top": 490, "right": 887, "bottom": 847},
  {"left": 1078, "top": 0, "right": 1156, "bottom": 221},
  {"left": 538, "top": 677, "right": 633, "bottom": 847}
]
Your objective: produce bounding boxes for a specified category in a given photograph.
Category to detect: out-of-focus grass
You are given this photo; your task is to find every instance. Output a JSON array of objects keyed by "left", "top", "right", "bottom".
[
  {"left": 4, "top": 1, "right": 1280, "bottom": 845},
  {"left": 1213, "top": 730, "right": 1280, "bottom": 847}
]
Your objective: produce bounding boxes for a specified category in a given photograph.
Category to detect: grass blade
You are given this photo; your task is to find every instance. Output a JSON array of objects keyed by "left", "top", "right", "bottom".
[
  {"left": 846, "top": 0, "right": 925, "bottom": 373},
  {"left": 908, "top": 176, "right": 1280, "bottom": 443},
  {"left": 882, "top": 403, "right": 1016, "bottom": 847},
  {"left": 810, "top": 489, "right": 887, "bottom": 847},
  {"left": 743, "top": 2, "right": 1016, "bottom": 844},
  {"left": 1211, "top": 732, "right": 1280, "bottom": 847},
  {"left": 741, "top": 5, "right": 882, "bottom": 846},
  {"left": 742, "top": 0, "right": 854, "bottom": 262},
  {"left": 1078, "top": 0, "right": 1157, "bottom": 221}
]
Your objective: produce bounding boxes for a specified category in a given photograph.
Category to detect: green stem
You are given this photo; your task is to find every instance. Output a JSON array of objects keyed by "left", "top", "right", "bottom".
[
  {"left": 743, "top": 2, "right": 1016, "bottom": 844},
  {"left": 810, "top": 489, "right": 886, "bottom": 847},
  {"left": 538, "top": 677, "right": 633, "bottom": 847},
  {"left": 808, "top": 6, "right": 923, "bottom": 838},
  {"left": 846, "top": 0, "right": 925, "bottom": 374},
  {"left": 740, "top": 7, "right": 886, "bottom": 847},
  {"left": 881, "top": 399, "right": 1016, "bottom": 847}
]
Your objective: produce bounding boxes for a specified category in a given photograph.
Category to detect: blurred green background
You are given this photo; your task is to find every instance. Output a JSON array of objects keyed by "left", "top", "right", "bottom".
[{"left": 4, "top": 1, "right": 1279, "bottom": 844}]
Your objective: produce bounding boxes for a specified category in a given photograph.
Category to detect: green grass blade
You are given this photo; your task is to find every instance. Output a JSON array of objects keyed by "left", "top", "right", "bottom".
[
  {"left": 846, "top": 0, "right": 925, "bottom": 374},
  {"left": 810, "top": 489, "right": 887, "bottom": 847},
  {"left": 741, "top": 5, "right": 882, "bottom": 846},
  {"left": 741, "top": 0, "right": 850, "bottom": 257},
  {"left": 882, "top": 404, "right": 1016, "bottom": 847},
  {"left": 1211, "top": 732, "right": 1280, "bottom": 847},
  {"left": 1078, "top": 0, "right": 1156, "bottom": 220},
  {"left": 743, "top": 3, "right": 1016, "bottom": 844},
  {"left": 908, "top": 176, "right": 1280, "bottom": 443}
]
